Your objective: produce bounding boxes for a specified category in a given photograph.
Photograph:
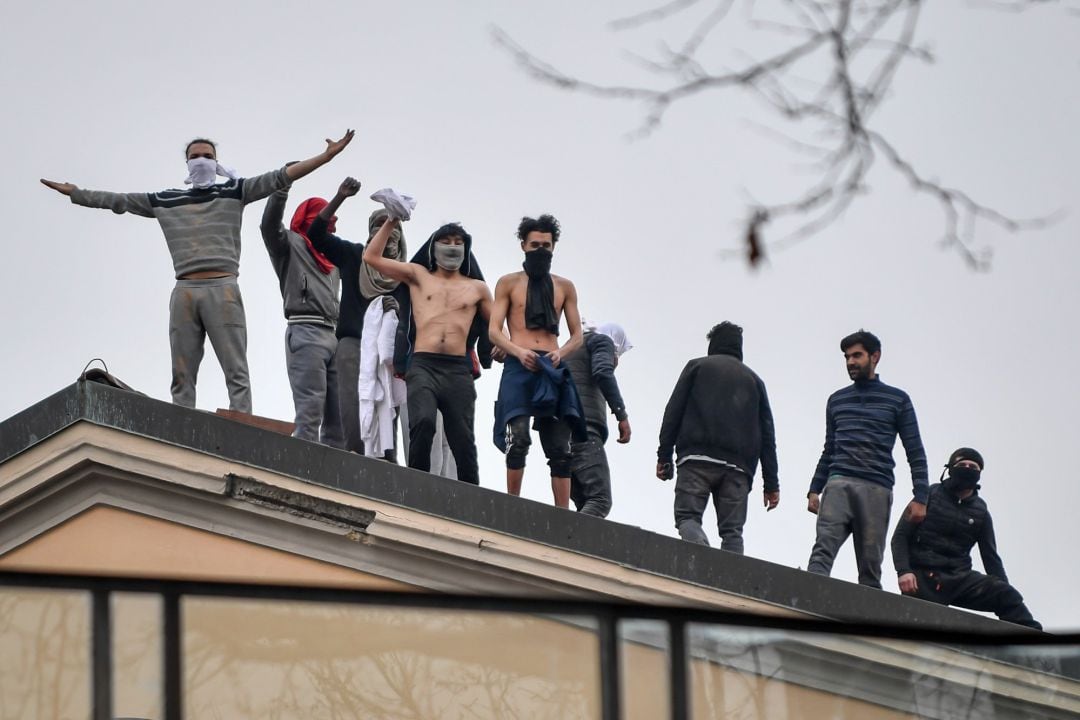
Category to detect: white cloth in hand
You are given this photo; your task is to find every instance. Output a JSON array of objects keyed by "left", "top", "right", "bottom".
[{"left": 370, "top": 188, "right": 417, "bottom": 221}]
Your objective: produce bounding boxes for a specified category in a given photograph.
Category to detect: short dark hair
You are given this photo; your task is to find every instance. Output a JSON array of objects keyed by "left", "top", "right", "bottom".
[
  {"left": 432, "top": 222, "right": 471, "bottom": 246},
  {"left": 840, "top": 329, "right": 881, "bottom": 355},
  {"left": 517, "top": 214, "right": 561, "bottom": 244},
  {"left": 184, "top": 138, "right": 217, "bottom": 158},
  {"left": 707, "top": 321, "right": 743, "bottom": 342}
]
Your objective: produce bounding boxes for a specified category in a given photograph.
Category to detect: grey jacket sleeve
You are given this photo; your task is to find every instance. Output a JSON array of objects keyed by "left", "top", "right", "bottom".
[
  {"left": 588, "top": 334, "right": 627, "bottom": 420},
  {"left": 260, "top": 189, "right": 290, "bottom": 259},
  {"left": 241, "top": 166, "right": 291, "bottom": 204},
  {"left": 70, "top": 188, "right": 155, "bottom": 218}
]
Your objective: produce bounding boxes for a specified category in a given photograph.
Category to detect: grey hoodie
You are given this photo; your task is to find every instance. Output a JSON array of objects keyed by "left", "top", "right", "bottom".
[{"left": 260, "top": 189, "right": 340, "bottom": 327}]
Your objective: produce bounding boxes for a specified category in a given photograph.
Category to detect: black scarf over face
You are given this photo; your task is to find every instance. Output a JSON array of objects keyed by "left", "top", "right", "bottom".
[{"left": 523, "top": 249, "right": 559, "bottom": 336}]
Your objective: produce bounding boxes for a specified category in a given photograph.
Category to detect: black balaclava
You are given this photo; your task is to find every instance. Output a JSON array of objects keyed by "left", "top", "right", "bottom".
[
  {"left": 941, "top": 447, "right": 984, "bottom": 495},
  {"left": 523, "top": 249, "right": 558, "bottom": 336},
  {"left": 707, "top": 323, "right": 743, "bottom": 360}
]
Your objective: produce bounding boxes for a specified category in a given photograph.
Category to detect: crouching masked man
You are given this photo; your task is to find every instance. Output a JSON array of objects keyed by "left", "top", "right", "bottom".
[
  {"left": 363, "top": 206, "right": 493, "bottom": 485},
  {"left": 891, "top": 448, "right": 1041, "bottom": 630}
]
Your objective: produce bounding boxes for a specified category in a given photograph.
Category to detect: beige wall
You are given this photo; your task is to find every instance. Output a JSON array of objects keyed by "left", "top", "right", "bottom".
[{"left": 0, "top": 505, "right": 414, "bottom": 591}]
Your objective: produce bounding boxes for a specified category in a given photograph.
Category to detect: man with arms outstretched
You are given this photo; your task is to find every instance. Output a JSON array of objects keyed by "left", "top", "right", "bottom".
[
  {"left": 40, "top": 130, "right": 354, "bottom": 412},
  {"left": 358, "top": 178, "right": 492, "bottom": 485},
  {"left": 489, "top": 214, "right": 586, "bottom": 508}
]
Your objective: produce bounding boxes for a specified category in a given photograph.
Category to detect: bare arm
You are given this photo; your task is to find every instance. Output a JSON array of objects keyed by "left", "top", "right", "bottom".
[
  {"left": 363, "top": 217, "right": 418, "bottom": 285},
  {"left": 488, "top": 276, "right": 539, "bottom": 370},
  {"left": 319, "top": 176, "right": 360, "bottom": 223},
  {"left": 550, "top": 279, "right": 583, "bottom": 367},
  {"left": 284, "top": 130, "right": 355, "bottom": 183}
]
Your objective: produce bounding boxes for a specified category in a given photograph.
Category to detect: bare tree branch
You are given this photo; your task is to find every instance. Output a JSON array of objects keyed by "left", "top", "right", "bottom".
[{"left": 493, "top": 0, "right": 1067, "bottom": 267}]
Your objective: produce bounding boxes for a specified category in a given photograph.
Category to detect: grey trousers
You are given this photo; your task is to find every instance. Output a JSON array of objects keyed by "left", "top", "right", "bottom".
[
  {"left": 285, "top": 323, "right": 344, "bottom": 448},
  {"left": 807, "top": 476, "right": 893, "bottom": 588},
  {"left": 673, "top": 460, "right": 750, "bottom": 554},
  {"left": 570, "top": 434, "right": 612, "bottom": 518},
  {"left": 169, "top": 277, "right": 250, "bottom": 413}
]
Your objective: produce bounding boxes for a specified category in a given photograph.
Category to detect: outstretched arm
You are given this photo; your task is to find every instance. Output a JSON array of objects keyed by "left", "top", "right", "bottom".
[
  {"left": 284, "top": 130, "right": 354, "bottom": 183},
  {"left": 488, "top": 277, "right": 539, "bottom": 371},
  {"left": 41, "top": 179, "right": 154, "bottom": 217},
  {"left": 260, "top": 189, "right": 290, "bottom": 259},
  {"left": 363, "top": 216, "right": 417, "bottom": 285}
]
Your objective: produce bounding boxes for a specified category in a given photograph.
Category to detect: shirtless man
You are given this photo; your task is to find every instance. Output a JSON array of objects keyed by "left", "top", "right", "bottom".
[
  {"left": 489, "top": 214, "right": 585, "bottom": 508},
  {"left": 359, "top": 179, "right": 492, "bottom": 485}
]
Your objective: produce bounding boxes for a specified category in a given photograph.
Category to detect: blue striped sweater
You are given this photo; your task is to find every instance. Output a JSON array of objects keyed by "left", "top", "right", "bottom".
[{"left": 809, "top": 377, "right": 929, "bottom": 502}]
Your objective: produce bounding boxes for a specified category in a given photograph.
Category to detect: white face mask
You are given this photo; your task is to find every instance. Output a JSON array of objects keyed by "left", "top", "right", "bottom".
[{"left": 185, "top": 158, "right": 219, "bottom": 188}]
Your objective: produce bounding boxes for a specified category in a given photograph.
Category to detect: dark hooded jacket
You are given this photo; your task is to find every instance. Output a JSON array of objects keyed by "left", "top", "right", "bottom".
[
  {"left": 656, "top": 338, "right": 779, "bottom": 491},
  {"left": 393, "top": 230, "right": 493, "bottom": 375},
  {"left": 891, "top": 481, "right": 1007, "bottom": 579}
]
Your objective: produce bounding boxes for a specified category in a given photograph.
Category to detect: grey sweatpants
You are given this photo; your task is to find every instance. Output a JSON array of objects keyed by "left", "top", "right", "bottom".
[
  {"left": 807, "top": 476, "right": 893, "bottom": 588},
  {"left": 673, "top": 460, "right": 750, "bottom": 554},
  {"left": 285, "top": 323, "right": 344, "bottom": 448},
  {"left": 169, "top": 277, "right": 250, "bottom": 413}
]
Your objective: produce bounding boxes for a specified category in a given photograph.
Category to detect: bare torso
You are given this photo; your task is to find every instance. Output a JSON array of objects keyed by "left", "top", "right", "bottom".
[
  {"left": 503, "top": 270, "right": 570, "bottom": 352},
  {"left": 410, "top": 270, "right": 487, "bottom": 356}
]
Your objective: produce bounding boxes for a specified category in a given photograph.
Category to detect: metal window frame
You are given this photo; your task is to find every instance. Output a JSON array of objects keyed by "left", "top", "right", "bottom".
[{"left": 2, "top": 571, "right": 1075, "bottom": 720}]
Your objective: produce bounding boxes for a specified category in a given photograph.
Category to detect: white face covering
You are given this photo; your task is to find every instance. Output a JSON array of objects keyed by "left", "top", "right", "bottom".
[{"left": 184, "top": 158, "right": 240, "bottom": 188}]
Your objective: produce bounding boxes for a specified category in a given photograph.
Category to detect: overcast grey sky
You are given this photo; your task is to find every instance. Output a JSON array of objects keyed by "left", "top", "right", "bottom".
[{"left": 2, "top": 1, "right": 1078, "bottom": 630}]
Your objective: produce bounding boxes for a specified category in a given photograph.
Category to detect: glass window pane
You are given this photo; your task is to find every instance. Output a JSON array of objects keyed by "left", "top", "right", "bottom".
[
  {"left": 620, "top": 619, "right": 670, "bottom": 720},
  {"left": 687, "top": 623, "right": 1080, "bottom": 719},
  {"left": 182, "top": 598, "right": 602, "bottom": 719},
  {"left": 112, "top": 592, "right": 162, "bottom": 720},
  {"left": 0, "top": 588, "right": 90, "bottom": 720}
]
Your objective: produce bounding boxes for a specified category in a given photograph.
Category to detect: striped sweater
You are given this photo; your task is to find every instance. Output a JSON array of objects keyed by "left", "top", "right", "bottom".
[
  {"left": 809, "top": 377, "right": 929, "bottom": 502},
  {"left": 70, "top": 167, "right": 290, "bottom": 278}
]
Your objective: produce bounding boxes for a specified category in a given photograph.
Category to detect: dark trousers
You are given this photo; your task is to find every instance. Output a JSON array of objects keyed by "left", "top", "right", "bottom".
[
  {"left": 405, "top": 353, "right": 478, "bottom": 485},
  {"left": 570, "top": 434, "right": 612, "bottom": 518},
  {"left": 807, "top": 476, "right": 893, "bottom": 588},
  {"left": 673, "top": 460, "right": 750, "bottom": 554},
  {"left": 910, "top": 568, "right": 1041, "bottom": 630},
  {"left": 335, "top": 337, "right": 364, "bottom": 454},
  {"left": 505, "top": 415, "right": 573, "bottom": 477}
]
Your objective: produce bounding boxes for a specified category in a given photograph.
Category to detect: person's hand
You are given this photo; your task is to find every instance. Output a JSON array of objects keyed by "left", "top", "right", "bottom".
[
  {"left": 905, "top": 500, "right": 927, "bottom": 524},
  {"left": 656, "top": 461, "right": 674, "bottom": 481},
  {"left": 547, "top": 349, "right": 562, "bottom": 368},
  {"left": 338, "top": 176, "right": 361, "bottom": 198},
  {"left": 616, "top": 418, "right": 631, "bottom": 444},
  {"left": 490, "top": 346, "right": 507, "bottom": 363},
  {"left": 40, "top": 179, "right": 75, "bottom": 196},
  {"left": 325, "top": 129, "right": 355, "bottom": 159},
  {"left": 807, "top": 492, "right": 820, "bottom": 515},
  {"left": 898, "top": 573, "right": 919, "bottom": 595},
  {"left": 516, "top": 348, "right": 539, "bottom": 372},
  {"left": 764, "top": 490, "right": 780, "bottom": 511},
  {"left": 381, "top": 295, "right": 399, "bottom": 313}
]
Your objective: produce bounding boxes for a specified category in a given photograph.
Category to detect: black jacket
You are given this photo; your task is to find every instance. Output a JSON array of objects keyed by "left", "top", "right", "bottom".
[
  {"left": 305, "top": 215, "right": 372, "bottom": 340},
  {"left": 656, "top": 351, "right": 779, "bottom": 491},
  {"left": 891, "top": 482, "right": 1007, "bottom": 580}
]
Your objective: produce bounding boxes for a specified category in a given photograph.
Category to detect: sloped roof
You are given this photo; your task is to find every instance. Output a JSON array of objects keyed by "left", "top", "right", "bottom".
[{"left": 0, "top": 380, "right": 1031, "bottom": 634}]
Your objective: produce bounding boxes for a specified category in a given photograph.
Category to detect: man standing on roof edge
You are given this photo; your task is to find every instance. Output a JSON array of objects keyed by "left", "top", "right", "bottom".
[
  {"left": 891, "top": 448, "right": 1041, "bottom": 629},
  {"left": 806, "top": 329, "right": 928, "bottom": 589},
  {"left": 259, "top": 185, "right": 343, "bottom": 446},
  {"left": 566, "top": 322, "right": 633, "bottom": 518},
  {"left": 40, "top": 130, "right": 355, "bottom": 413},
  {"left": 489, "top": 214, "right": 587, "bottom": 509},
  {"left": 361, "top": 185, "right": 492, "bottom": 485},
  {"left": 656, "top": 322, "right": 780, "bottom": 554}
]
